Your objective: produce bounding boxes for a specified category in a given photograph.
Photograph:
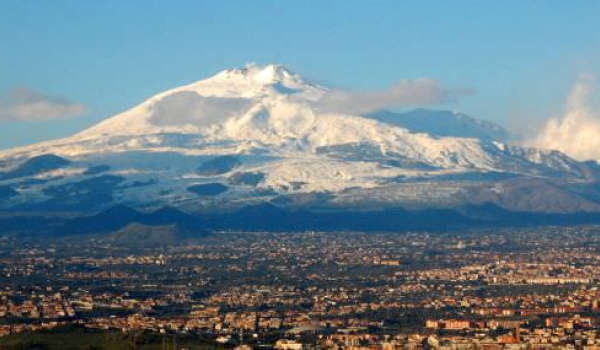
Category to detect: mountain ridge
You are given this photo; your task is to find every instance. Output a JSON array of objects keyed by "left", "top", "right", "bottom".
[{"left": 0, "top": 64, "right": 598, "bottom": 221}]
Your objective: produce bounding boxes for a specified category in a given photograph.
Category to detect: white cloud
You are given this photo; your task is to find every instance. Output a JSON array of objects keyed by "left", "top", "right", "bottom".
[
  {"left": 528, "top": 74, "right": 600, "bottom": 161},
  {"left": 313, "top": 78, "right": 472, "bottom": 115},
  {"left": 148, "top": 91, "right": 251, "bottom": 127},
  {"left": 0, "top": 88, "right": 87, "bottom": 123}
]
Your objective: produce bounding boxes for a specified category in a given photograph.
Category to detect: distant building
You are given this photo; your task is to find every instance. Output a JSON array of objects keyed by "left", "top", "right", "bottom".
[{"left": 275, "top": 339, "right": 305, "bottom": 350}]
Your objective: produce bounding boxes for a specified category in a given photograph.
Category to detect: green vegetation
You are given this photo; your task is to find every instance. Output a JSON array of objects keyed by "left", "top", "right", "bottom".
[{"left": 0, "top": 325, "right": 227, "bottom": 350}]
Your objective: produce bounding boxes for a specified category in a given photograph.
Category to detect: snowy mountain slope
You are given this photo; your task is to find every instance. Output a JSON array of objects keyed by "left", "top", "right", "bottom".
[
  {"left": 365, "top": 109, "right": 515, "bottom": 142},
  {"left": 0, "top": 64, "right": 598, "bottom": 214}
]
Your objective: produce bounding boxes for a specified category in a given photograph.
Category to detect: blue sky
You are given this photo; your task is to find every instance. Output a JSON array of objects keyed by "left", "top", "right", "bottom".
[{"left": 1, "top": 1, "right": 600, "bottom": 150}]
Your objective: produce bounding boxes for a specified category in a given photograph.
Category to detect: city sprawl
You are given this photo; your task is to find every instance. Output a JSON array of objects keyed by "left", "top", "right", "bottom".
[{"left": 3, "top": 227, "right": 600, "bottom": 349}]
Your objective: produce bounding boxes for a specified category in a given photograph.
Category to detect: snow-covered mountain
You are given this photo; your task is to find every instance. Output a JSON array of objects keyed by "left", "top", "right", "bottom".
[{"left": 1, "top": 64, "right": 599, "bottom": 215}]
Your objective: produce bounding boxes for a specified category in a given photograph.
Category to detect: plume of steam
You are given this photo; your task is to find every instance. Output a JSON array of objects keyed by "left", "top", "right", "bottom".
[{"left": 529, "top": 74, "right": 600, "bottom": 161}]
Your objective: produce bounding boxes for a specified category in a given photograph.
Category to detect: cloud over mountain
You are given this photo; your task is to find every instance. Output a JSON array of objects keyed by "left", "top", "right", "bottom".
[
  {"left": 148, "top": 91, "right": 251, "bottom": 127},
  {"left": 0, "top": 88, "right": 87, "bottom": 123},
  {"left": 529, "top": 74, "right": 600, "bottom": 161},
  {"left": 313, "top": 79, "right": 472, "bottom": 115}
]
